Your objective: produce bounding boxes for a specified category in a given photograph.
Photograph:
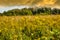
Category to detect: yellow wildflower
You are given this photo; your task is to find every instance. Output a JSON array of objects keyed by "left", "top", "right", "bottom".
[{"left": 0, "top": 30, "right": 1, "bottom": 32}]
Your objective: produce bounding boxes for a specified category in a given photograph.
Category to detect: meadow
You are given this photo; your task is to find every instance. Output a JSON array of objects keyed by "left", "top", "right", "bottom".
[{"left": 0, "top": 15, "right": 60, "bottom": 40}]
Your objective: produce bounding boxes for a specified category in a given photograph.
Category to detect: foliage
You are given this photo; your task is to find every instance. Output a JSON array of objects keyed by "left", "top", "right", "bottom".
[
  {"left": 0, "top": 15, "right": 60, "bottom": 40},
  {"left": 0, "top": 7, "right": 60, "bottom": 16}
]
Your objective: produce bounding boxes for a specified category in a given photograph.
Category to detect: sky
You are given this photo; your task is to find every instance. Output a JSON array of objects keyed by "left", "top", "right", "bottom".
[
  {"left": 0, "top": 0, "right": 60, "bottom": 13},
  {"left": 0, "top": 6, "right": 29, "bottom": 13},
  {"left": 0, "top": 0, "right": 58, "bottom": 6}
]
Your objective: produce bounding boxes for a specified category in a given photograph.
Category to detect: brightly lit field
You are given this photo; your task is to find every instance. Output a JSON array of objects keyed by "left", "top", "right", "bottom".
[{"left": 0, "top": 15, "right": 60, "bottom": 40}]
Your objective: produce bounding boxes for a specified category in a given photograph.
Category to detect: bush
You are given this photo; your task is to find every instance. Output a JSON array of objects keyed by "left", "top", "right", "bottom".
[{"left": 0, "top": 7, "right": 60, "bottom": 16}]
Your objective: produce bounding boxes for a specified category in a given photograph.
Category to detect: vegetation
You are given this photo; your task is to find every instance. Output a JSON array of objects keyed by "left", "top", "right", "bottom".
[
  {"left": 0, "top": 15, "right": 60, "bottom": 40},
  {"left": 0, "top": 7, "right": 60, "bottom": 16}
]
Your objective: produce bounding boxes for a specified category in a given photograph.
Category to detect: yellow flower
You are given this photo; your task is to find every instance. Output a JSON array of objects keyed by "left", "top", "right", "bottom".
[
  {"left": 14, "top": 35, "right": 18, "bottom": 38},
  {"left": 4, "top": 28, "right": 8, "bottom": 31},
  {"left": 0, "top": 30, "right": 1, "bottom": 32},
  {"left": 37, "top": 38, "right": 40, "bottom": 40}
]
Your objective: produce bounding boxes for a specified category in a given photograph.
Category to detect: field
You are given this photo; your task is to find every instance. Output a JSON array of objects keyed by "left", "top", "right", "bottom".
[{"left": 0, "top": 15, "right": 60, "bottom": 40}]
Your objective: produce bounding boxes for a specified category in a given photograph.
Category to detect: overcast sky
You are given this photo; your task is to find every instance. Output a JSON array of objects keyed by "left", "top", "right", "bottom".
[
  {"left": 0, "top": 0, "right": 59, "bottom": 6},
  {"left": 0, "top": 0, "right": 60, "bottom": 13}
]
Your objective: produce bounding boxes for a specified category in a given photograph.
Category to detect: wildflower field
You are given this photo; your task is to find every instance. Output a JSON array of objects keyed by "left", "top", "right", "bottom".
[{"left": 0, "top": 15, "right": 60, "bottom": 40}]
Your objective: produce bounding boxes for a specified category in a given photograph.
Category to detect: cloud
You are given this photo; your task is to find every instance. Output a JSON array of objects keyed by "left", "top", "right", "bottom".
[
  {"left": 0, "top": 0, "right": 59, "bottom": 7},
  {"left": 36, "top": 0, "right": 57, "bottom": 7}
]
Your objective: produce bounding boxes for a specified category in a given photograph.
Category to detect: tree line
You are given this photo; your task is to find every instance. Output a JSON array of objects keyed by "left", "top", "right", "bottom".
[{"left": 0, "top": 7, "right": 60, "bottom": 16}]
